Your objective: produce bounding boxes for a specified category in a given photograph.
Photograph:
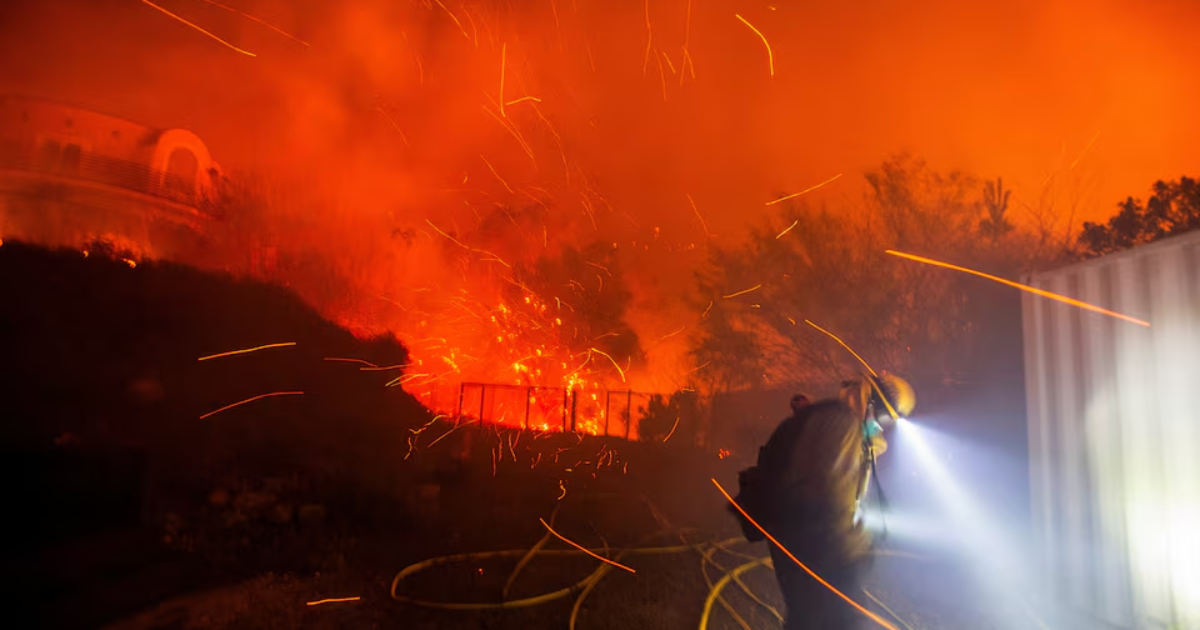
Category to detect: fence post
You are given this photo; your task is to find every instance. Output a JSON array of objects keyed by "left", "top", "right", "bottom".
[
  {"left": 626, "top": 390, "right": 632, "bottom": 440},
  {"left": 457, "top": 382, "right": 465, "bottom": 421},
  {"left": 604, "top": 391, "right": 611, "bottom": 436},
  {"left": 562, "top": 388, "right": 569, "bottom": 432},
  {"left": 570, "top": 390, "right": 578, "bottom": 432},
  {"left": 524, "top": 387, "right": 532, "bottom": 431},
  {"left": 479, "top": 383, "right": 486, "bottom": 427}
]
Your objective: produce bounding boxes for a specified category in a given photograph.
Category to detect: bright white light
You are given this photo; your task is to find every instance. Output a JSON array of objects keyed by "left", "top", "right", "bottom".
[{"left": 890, "top": 420, "right": 1026, "bottom": 591}]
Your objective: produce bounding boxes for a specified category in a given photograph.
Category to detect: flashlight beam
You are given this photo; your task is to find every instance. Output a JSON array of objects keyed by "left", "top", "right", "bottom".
[
  {"left": 712, "top": 479, "right": 899, "bottom": 630},
  {"left": 885, "top": 250, "right": 1150, "bottom": 327}
]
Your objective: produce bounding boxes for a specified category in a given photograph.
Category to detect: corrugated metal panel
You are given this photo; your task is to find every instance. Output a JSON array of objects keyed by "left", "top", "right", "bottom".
[{"left": 1023, "top": 230, "right": 1200, "bottom": 629}]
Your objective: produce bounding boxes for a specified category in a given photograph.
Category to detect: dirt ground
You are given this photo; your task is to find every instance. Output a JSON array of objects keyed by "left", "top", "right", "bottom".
[{"left": 89, "top": 432, "right": 1022, "bottom": 630}]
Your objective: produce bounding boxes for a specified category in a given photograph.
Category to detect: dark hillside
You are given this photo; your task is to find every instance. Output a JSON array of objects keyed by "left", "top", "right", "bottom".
[{"left": 0, "top": 240, "right": 431, "bottom": 626}]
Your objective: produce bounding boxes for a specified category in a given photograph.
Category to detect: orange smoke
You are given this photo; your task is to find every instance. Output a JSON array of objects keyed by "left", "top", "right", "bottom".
[{"left": 0, "top": 0, "right": 1196, "bottom": 427}]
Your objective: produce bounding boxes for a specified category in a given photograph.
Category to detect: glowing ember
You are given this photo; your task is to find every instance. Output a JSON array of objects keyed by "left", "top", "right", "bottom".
[
  {"left": 306, "top": 596, "right": 361, "bottom": 606},
  {"left": 804, "top": 320, "right": 877, "bottom": 376},
  {"left": 722, "top": 284, "right": 762, "bottom": 300},
  {"left": 712, "top": 479, "right": 898, "bottom": 630},
  {"left": 734, "top": 14, "right": 774, "bottom": 77},
  {"left": 198, "top": 342, "right": 297, "bottom": 362},
  {"left": 197, "top": 0, "right": 310, "bottom": 48},
  {"left": 539, "top": 518, "right": 636, "bottom": 573},
  {"left": 766, "top": 173, "right": 844, "bottom": 207},
  {"left": 885, "top": 250, "right": 1151, "bottom": 327},
  {"left": 199, "top": 391, "right": 304, "bottom": 420},
  {"left": 139, "top": 0, "right": 256, "bottom": 57}
]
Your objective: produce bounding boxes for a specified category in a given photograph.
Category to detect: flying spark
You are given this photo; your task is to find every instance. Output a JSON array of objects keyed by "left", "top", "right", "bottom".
[
  {"left": 375, "top": 106, "right": 411, "bottom": 148},
  {"left": 735, "top": 14, "right": 773, "bottom": 76},
  {"left": 426, "top": 421, "right": 467, "bottom": 448},
  {"left": 505, "top": 96, "right": 542, "bottom": 106},
  {"left": 482, "top": 104, "right": 536, "bottom": 162},
  {"left": 499, "top": 43, "right": 507, "bottom": 117},
  {"left": 358, "top": 363, "right": 411, "bottom": 372},
  {"left": 433, "top": 0, "right": 470, "bottom": 40},
  {"left": 140, "top": 0, "right": 256, "bottom": 56},
  {"left": 766, "top": 173, "right": 844, "bottom": 206},
  {"left": 722, "top": 284, "right": 762, "bottom": 299},
  {"left": 687, "top": 194, "right": 711, "bottom": 238},
  {"left": 539, "top": 518, "right": 636, "bottom": 573},
  {"left": 426, "top": 219, "right": 511, "bottom": 268},
  {"left": 643, "top": 0, "right": 654, "bottom": 75},
  {"left": 322, "top": 357, "right": 379, "bottom": 367},
  {"left": 197, "top": 0, "right": 310, "bottom": 47},
  {"left": 776, "top": 220, "right": 798, "bottom": 239},
  {"left": 656, "top": 326, "right": 686, "bottom": 342},
  {"left": 480, "top": 154, "right": 514, "bottom": 193},
  {"left": 680, "top": 0, "right": 695, "bottom": 85},
  {"left": 306, "top": 596, "right": 361, "bottom": 606},
  {"left": 712, "top": 479, "right": 899, "bottom": 630},
  {"left": 588, "top": 347, "right": 626, "bottom": 382},
  {"left": 1069, "top": 130, "right": 1102, "bottom": 171},
  {"left": 661, "top": 51, "right": 677, "bottom": 74},
  {"left": 804, "top": 320, "right": 877, "bottom": 377},
  {"left": 662, "top": 416, "right": 681, "bottom": 442},
  {"left": 805, "top": 319, "right": 900, "bottom": 420},
  {"left": 198, "top": 342, "right": 296, "bottom": 362},
  {"left": 885, "top": 250, "right": 1150, "bottom": 327},
  {"left": 655, "top": 51, "right": 669, "bottom": 100},
  {"left": 200, "top": 391, "right": 304, "bottom": 420}
]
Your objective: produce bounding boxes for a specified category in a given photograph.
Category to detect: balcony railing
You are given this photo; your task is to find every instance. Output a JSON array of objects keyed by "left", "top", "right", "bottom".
[{"left": 0, "top": 141, "right": 201, "bottom": 208}]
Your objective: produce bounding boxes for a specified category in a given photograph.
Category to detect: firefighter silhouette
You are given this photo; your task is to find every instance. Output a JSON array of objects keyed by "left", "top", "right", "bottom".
[{"left": 733, "top": 374, "right": 915, "bottom": 629}]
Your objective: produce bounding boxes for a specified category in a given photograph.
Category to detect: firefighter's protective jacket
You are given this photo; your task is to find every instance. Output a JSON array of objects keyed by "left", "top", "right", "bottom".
[{"left": 756, "top": 398, "right": 873, "bottom": 562}]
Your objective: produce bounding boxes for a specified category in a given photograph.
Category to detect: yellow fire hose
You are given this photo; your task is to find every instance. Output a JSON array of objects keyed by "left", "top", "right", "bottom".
[
  {"left": 698, "top": 555, "right": 775, "bottom": 630},
  {"left": 389, "top": 489, "right": 933, "bottom": 630},
  {"left": 390, "top": 540, "right": 937, "bottom": 630}
]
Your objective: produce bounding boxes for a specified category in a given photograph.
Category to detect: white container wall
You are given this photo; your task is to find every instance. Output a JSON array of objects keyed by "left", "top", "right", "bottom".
[{"left": 1023, "top": 231, "right": 1200, "bottom": 629}]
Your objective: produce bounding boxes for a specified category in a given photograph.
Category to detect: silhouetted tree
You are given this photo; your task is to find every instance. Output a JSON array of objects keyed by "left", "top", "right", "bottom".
[
  {"left": 980, "top": 177, "right": 1014, "bottom": 242},
  {"left": 690, "top": 154, "right": 1035, "bottom": 397},
  {"left": 690, "top": 243, "right": 769, "bottom": 393},
  {"left": 1078, "top": 177, "right": 1200, "bottom": 258},
  {"left": 637, "top": 390, "right": 701, "bottom": 443}
]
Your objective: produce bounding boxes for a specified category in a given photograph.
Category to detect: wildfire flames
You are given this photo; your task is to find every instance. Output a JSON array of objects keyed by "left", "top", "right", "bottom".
[{"left": 1, "top": 0, "right": 1196, "bottom": 439}]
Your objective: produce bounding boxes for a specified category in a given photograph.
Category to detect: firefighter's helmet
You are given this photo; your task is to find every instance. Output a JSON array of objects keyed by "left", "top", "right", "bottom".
[{"left": 871, "top": 373, "right": 916, "bottom": 420}]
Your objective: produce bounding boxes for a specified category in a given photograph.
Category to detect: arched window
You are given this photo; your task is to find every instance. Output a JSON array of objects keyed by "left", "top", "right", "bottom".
[
  {"left": 150, "top": 129, "right": 214, "bottom": 204},
  {"left": 164, "top": 147, "right": 198, "bottom": 196}
]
